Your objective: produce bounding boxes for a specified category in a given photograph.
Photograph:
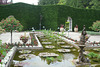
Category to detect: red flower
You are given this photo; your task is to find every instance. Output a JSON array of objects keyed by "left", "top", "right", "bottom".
[{"left": 0, "top": 59, "right": 1, "bottom": 62}]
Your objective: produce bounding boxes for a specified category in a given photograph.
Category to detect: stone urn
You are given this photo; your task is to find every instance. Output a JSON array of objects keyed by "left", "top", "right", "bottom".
[
  {"left": 60, "top": 25, "right": 64, "bottom": 32},
  {"left": 74, "top": 25, "right": 78, "bottom": 32},
  {"left": 74, "top": 27, "right": 78, "bottom": 32}
]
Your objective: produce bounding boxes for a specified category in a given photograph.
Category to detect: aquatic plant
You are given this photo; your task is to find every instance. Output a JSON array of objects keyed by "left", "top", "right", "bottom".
[{"left": 87, "top": 52, "right": 98, "bottom": 58}]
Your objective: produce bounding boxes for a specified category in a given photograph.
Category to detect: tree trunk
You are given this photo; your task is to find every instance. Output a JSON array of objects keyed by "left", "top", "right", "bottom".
[{"left": 11, "top": 30, "right": 12, "bottom": 44}]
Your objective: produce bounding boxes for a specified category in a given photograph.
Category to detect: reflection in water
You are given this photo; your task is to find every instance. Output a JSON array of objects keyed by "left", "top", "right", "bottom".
[{"left": 13, "top": 53, "right": 76, "bottom": 67}]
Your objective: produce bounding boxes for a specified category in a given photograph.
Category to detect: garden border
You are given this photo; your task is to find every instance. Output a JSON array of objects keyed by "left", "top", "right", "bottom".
[{"left": 17, "top": 34, "right": 43, "bottom": 50}]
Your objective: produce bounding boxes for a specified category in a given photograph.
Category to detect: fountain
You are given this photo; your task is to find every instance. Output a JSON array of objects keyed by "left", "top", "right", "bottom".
[{"left": 75, "top": 25, "right": 91, "bottom": 66}]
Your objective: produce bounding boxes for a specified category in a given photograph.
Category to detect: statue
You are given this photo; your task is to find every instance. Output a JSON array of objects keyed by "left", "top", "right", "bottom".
[
  {"left": 39, "top": 13, "right": 43, "bottom": 30},
  {"left": 32, "top": 27, "right": 35, "bottom": 32},
  {"left": 79, "top": 25, "right": 87, "bottom": 45}
]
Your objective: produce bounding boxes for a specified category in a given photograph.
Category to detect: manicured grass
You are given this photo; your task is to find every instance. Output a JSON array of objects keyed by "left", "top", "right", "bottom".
[{"left": 79, "top": 31, "right": 100, "bottom": 35}]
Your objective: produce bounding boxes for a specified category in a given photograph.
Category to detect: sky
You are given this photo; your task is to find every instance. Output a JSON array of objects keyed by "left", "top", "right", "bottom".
[{"left": 8, "top": 0, "right": 39, "bottom": 5}]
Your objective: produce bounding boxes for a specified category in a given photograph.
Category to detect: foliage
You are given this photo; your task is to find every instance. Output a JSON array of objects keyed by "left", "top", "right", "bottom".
[
  {"left": 89, "top": 21, "right": 100, "bottom": 32},
  {"left": 58, "top": 0, "right": 100, "bottom": 9},
  {"left": 46, "top": 57, "right": 55, "bottom": 61},
  {"left": 0, "top": 43, "right": 12, "bottom": 63},
  {"left": 38, "top": 0, "right": 59, "bottom": 5},
  {"left": 0, "top": 15, "right": 23, "bottom": 31},
  {"left": 89, "top": 0, "right": 100, "bottom": 9},
  {"left": 65, "top": 21, "right": 69, "bottom": 31},
  {"left": 87, "top": 52, "right": 98, "bottom": 58},
  {"left": 97, "top": 55, "right": 100, "bottom": 60},
  {"left": 0, "top": 26, "right": 5, "bottom": 34},
  {"left": 57, "top": 56, "right": 63, "bottom": 61},
  {"left": 0, "top": 26, "right": 3, "bottom": 34},
  {"left": 20, "top": 35, "right": 29, "bottom": 40},
  {"left": 0, "top": 3, "right": 100, "bottom": 31},
  {"left": 58, "top": 0, "right": 80, "bottom": 8},
  {"left": 0, "top": 40, "right": 2, "bottom": 46},
  {"left": 46, "top": 56, "right": 63, "bottom": 61}
]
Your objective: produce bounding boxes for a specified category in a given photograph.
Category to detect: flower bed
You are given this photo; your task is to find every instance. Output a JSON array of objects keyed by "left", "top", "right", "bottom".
[
  {"left": 0, "top": 44, "right": 12, "bottom": 64},
  {"left": 0, "top": 46, "right": 17, "bottom": 67},
  {"left": 30, "top": 33, "right": 38, "bottom": 46}
]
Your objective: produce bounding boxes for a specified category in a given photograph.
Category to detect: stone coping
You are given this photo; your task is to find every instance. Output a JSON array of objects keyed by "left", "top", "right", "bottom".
[
  {"left": 55, "top": 34, "right": 80, "bottom": 49},
  {"left": 0, "top": 46, "right": 17, "bottom": 67}
]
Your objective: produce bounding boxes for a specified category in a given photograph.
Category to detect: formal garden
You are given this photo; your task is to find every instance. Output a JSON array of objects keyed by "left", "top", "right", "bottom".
[{"left": 0, "top": 1, "right": 100, "bottom": 67}]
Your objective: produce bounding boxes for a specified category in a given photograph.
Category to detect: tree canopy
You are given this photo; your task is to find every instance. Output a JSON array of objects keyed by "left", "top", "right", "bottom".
[
  {"left": 58, "top": 0, "right": 100, "bottom": 9},
  {"left": 38, "top": 0, "right": 59, "bottom": 5}
]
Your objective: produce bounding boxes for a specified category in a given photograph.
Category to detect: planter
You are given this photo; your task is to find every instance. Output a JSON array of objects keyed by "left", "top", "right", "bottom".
[
  {"left": 20, "top": 39, "right": 28, "bottom": 44},
  {"left": 74, "top": 27, "right": 78, "bottom": 32},
  {"left": 60, "top": 27, "right": 64, "bottom": 32}
]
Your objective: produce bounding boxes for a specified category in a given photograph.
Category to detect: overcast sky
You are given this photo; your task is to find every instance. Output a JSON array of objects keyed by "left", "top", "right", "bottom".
[{"left": 8, "top": 0, "right": 39, "bottom": 5}]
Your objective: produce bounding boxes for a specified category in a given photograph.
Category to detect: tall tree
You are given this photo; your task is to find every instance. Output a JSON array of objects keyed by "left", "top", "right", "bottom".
[
  {"left": 89, "top": 0, "right": 100, "bottom": 9},
  {"left": 38, "top": 0, "right": 59, "bottom": 5},
  {"left": 58, "top": 0, "right": 80, "bottom": 8},
  {"left": 58, "top": 0, "right": 94, "bottom": 9}
]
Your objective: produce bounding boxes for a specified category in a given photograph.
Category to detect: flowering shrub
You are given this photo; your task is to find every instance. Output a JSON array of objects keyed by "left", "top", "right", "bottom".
[
  {"left": 89, "top": 21, "right": 100, "bottom": 32},
  {"left": 0, "top": 26, "right": 6, "bottom": 34},
  {"left": 20, "top": 35, "right": 29, "bottom": 40},
  {"left": 0, "top": 15, "right": 23, "bottom": 32},
  {"left": 0, "top": 43, "right": 12, "bottom": 64}
]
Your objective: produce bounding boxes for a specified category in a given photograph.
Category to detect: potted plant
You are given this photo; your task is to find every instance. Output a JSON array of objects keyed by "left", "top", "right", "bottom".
[
  {"left": 74, "top": 25, "right": 78, "bottom": 32},
  {"left": 20, "top": 33, "right": 29, "bottom": 44}
]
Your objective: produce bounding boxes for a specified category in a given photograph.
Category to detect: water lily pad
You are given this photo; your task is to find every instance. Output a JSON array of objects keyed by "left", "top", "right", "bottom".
[
  {"left": 61, "top": 46, "right": 73, "bottom": 48},
  {"left": 57, "top": 49, "right": 71, "bottom": 53},
  {"left": 19, "top": 50, "right": 31, "bottom": 54},
  {"left": 38, "top": 52, "right": 59, "bottom": 57},
  {"left": 45, "top": 46, "right": 55, "bottom": 49},
  {"left": 18, "top": 54, "right": 35, "bottom": 59}
]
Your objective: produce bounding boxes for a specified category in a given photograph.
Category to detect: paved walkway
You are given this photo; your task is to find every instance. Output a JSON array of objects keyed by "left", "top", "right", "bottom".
[
  {"left": 0, "top": 32, "right": 32, "bottom": 44},
  {"left": 0, "top": 32, "right": 100, "bottom": 44},
  {"left": 59, "top": 32, "right": 100, "bottom": 42}
]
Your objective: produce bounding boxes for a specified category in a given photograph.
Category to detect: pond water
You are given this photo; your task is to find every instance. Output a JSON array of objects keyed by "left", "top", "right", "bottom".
[
  {"left": 10, "top": 33, "right": 79, "bottom": 67},
  {"left": 11, "top": 50, "right": 76, "bottom": 67}
]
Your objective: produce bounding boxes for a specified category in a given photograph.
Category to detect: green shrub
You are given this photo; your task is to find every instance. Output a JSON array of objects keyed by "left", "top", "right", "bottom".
[{"left": 89, "top": 21, "right": 100, "bottom": 32}]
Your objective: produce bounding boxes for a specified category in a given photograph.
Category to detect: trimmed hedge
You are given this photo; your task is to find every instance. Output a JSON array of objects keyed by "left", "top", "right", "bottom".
[
  {"left": 0, "top": 3, "right": 41, "bottom": 30},
  {"left": 41, "top": 5, "right": 58, "bottom": 30},
  {"left": 57, "top": 5, "right": 100, "bottom": 31},
  {"left": 0, "top": 3, "right": 100, "bottom": 31}
]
